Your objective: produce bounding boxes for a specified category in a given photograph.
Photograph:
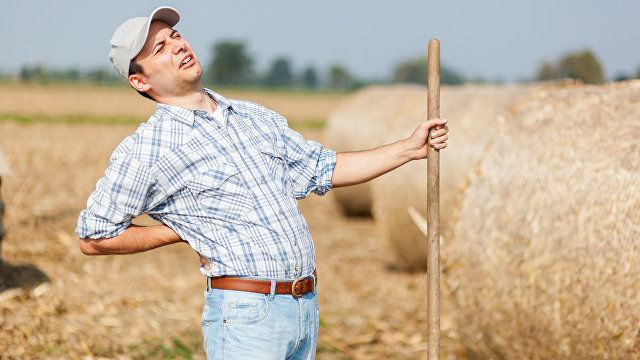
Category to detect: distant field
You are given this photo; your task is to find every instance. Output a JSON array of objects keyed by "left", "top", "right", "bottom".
[
  {"left": 0, "top": 98, "right": 463, "bottom": 359},
  {"left": 0, "top": 83, "right": 346, "bottom": 128}
]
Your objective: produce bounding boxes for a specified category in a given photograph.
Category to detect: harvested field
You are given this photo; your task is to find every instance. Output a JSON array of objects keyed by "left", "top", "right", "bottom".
[
  {"left": 0, "top": 83, "right": 343, "bottom": 126},
  {"left": 0, "top": 148, "right": 9, "bottom": 176},
  {"left": 447, "top": 80, "right": 640, "bottom": 359},
  {"left": 0, "top": 85, "right": 464, "bottom": 359},
  {"left": 7, "top": 81, "right": 633, "bottom": 359}
]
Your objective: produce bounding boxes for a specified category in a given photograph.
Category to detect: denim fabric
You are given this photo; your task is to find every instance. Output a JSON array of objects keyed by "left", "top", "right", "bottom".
[{"left": 202, "top": 287, "right": 319, "bottom": 359}]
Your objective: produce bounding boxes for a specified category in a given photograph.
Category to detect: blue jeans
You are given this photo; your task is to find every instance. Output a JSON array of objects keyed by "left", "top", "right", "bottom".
[{"left": 201, "top": 282, "right": 319, "bottom": 359}]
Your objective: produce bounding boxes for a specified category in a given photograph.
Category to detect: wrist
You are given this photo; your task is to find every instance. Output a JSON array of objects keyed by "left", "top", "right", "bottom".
[{"left": 398, "top": 138, "right": 418, "bottom": 162}]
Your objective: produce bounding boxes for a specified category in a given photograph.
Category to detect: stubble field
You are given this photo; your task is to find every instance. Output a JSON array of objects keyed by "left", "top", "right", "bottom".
[{"left": 0, "top": 84, "right": 463, "bottom": 359}]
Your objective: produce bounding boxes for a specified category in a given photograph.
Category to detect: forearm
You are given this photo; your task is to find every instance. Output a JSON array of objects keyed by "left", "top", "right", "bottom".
[
  {"left": 79, "top": 224, "right": 183, "bottom": 255},
  {"left": 331, "top": 139, "right": 414, "bottom": 188},
  {"left": 330, "top": 118, "right": 448, "bottom": 188}
]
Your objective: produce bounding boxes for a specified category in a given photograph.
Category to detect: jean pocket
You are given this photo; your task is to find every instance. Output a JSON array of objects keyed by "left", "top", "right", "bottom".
[
  {"left": 187, "top": 164, "right": 254, "bottom": 220},
  {"left": 223, "top": 292, "right": 270, "bottom": 325}
]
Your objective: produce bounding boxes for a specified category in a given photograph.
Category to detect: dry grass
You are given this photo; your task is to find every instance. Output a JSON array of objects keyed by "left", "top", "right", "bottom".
[
  {"left": 222, "top": 88, "right": 344, "bottom": 126},
  {"left": 0, "top": 84, "right": 464, "bottom": 359},
  {"left": 0, "top": 83, "right": 156, "bottom": 118},
  {"left": 0, "top": 148, "right": 9, "bottom": 176},
  {"left": 0, "top": 83, "right": 343, "bottom": 126}
]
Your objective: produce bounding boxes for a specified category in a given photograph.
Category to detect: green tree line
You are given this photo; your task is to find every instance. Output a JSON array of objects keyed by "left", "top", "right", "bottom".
[
  {"left": 6, "top": 42, "right": 640, "bottom": 89},
  {"left": 536, "top": 49, "right": 605, "bottom": 84},
  {"left": 12, "top": 65, "right": 121, "bottom": 84},
  {"left": 203, "top": 41, "right": 361, "bottom": 91}
]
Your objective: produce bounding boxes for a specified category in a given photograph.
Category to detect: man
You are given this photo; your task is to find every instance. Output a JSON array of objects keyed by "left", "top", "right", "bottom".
[{"left": 76, "top": 6, "right": 448, "bottom": 359}]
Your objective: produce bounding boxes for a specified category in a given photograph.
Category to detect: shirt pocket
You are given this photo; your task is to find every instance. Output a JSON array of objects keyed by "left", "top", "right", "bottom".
[
  {"left": 259, "top": 143, "right": 291, "bottom": 195},
  {"left": 187, "top": 164, "right": 254, "bottom": 221}
]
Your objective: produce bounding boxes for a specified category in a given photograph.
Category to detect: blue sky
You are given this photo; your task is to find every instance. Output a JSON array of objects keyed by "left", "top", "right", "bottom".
[{"left": 5, "top": 0, "right": 640, "bottom": 82}]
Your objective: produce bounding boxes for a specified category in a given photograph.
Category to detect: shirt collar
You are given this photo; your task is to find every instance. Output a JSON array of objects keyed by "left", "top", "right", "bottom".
[{"left": 153, "top": 88, "right": 233, "bottom": 127}]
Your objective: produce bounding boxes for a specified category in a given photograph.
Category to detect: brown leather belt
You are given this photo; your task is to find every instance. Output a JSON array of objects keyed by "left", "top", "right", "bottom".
[{"left": 207, "top": 271, "right": 317, "bottom": 298}]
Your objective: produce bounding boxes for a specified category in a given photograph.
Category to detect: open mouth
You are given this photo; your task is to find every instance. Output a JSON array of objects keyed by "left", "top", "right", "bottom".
[{"left": 179, "top": 55, "right": 194, "bottom": 69}]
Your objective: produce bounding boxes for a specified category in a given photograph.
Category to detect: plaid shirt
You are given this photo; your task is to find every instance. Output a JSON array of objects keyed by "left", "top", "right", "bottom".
[{"left": 76, "top": 88, "right": 336, "bottom": 279}]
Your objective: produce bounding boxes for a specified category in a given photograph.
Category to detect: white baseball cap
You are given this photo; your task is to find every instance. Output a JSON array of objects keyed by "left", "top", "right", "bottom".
[{"left": 109, "top": 6, "right": 180, "bottom": 82}]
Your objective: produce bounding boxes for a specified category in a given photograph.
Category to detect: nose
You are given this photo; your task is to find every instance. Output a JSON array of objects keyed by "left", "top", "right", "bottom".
[{"left": 171, "top": 37, "right": 187, "bottom": 55}]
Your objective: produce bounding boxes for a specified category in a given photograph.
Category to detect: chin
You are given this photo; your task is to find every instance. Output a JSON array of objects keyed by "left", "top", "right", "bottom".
[
  {"left": 191, "top": 70, "right": 203, "bottom": 84},
  {"left": 178, "top": 66, "right": 202, "bottom": 84},
  {"left": 189, "top": 63, "right": 203, "bottom": 79}
]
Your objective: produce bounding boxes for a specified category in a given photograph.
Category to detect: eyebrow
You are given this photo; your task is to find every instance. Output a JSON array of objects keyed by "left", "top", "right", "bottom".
[{"left": 153, "top": 30, "right": 179, "bottom": 52}]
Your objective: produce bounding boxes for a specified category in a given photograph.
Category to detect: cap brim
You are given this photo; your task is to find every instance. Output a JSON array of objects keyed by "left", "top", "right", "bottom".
[{"left": 149, "top": 6, "right": 180, "bottom": 28}]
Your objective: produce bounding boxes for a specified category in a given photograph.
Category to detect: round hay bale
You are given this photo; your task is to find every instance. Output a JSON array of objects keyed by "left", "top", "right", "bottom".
[
  {"left": 323, "top": 84, "right": 426, "bottom": 216},
  {"left": 447, "top": 81, "right": 640, "bottom": 359},
  {"left": 371, "top": 83, "right": 544, "bottom": 269}
]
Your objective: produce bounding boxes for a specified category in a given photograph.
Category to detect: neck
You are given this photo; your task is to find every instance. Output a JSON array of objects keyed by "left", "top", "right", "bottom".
[{"left": 152, "top": 86, "right": 217, "bottom": 113}]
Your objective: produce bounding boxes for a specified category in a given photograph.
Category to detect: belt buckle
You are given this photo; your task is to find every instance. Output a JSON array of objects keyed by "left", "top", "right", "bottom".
[{"left": 291, "top": 277, "right": 304, "bottom": 298}]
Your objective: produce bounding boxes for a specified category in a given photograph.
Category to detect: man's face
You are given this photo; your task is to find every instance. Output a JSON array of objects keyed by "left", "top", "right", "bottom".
[{"left": 131, "top": 21, "right": 203, "bottom": 97}]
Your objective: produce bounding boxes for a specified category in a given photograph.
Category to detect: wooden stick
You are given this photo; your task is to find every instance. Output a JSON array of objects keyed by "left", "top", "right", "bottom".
[
  {"left": 426, "top": 38, "right": 441, "bottom": 360},
  {"left": 407, "top": 206, "right": 428, "bottom": 238}
]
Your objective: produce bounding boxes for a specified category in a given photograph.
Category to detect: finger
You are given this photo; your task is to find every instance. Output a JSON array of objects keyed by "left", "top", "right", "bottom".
[
  {"left": 431, "top": 134, "right": 449, "bottom": 144},
  {"left": 434, "top": 142, "right": 447, "bottom": 149},
  {"left": 199, "top": 254, "right": 210, "bottom": 270},
  {"left": 431, "top": 128, "right": 449, "bottom": 138}
]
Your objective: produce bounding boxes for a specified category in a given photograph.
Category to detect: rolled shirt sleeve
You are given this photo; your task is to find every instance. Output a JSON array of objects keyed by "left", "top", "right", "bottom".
[
  {"left": 269, "top": 110, "right": 337, "bottom": 199},
  {"left": 76, "top": 152, "right": 165, "bottom": 239}
]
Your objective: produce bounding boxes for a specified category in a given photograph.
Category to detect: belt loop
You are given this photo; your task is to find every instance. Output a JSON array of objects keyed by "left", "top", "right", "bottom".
[
  {"left": 207, "top": 277, "right": 212, "bottom": 293},
  {"left": 269, "top": 280, "right": 276, "bottom": 300},
  {"left": 311, "top": 274, "right": 317, "bottom": 295}
]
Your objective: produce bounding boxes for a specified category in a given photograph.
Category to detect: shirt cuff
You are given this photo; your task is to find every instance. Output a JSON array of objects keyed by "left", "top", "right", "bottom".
[
  {"left": 313, "top": 148, "right": 336, "bottom": 196},
  {"left": 75, "top": 209, "right": 131, "bottom": 239}
]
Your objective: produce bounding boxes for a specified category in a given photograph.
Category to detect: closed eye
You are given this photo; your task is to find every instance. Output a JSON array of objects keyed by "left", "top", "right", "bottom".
[
  {"left": 154, "top": 30, "right": 180, "bottom": 55},
  {"left": 154, "top": 41, "right": 165, "bottom": 55}
]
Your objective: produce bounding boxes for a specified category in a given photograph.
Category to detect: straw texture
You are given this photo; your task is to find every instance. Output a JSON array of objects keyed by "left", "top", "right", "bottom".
[
  {"left": 0, "top": 148, "right": 10, "bottom": 176},
  {"left": 372, "top": 84, "right": 542, "bottom": 269},
  {"left": 447, "top": 81, "right": 640, "bottom": 359}
]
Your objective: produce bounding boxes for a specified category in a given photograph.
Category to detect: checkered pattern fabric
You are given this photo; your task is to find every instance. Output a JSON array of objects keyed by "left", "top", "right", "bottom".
[{"left": 76, "top": 89, "right": 336, "bottom": 279}]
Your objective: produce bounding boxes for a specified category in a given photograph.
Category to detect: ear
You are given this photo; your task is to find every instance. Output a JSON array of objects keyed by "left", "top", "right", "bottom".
[{"left": 128, "top": 73, "right": 152, "bottom": 93}]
